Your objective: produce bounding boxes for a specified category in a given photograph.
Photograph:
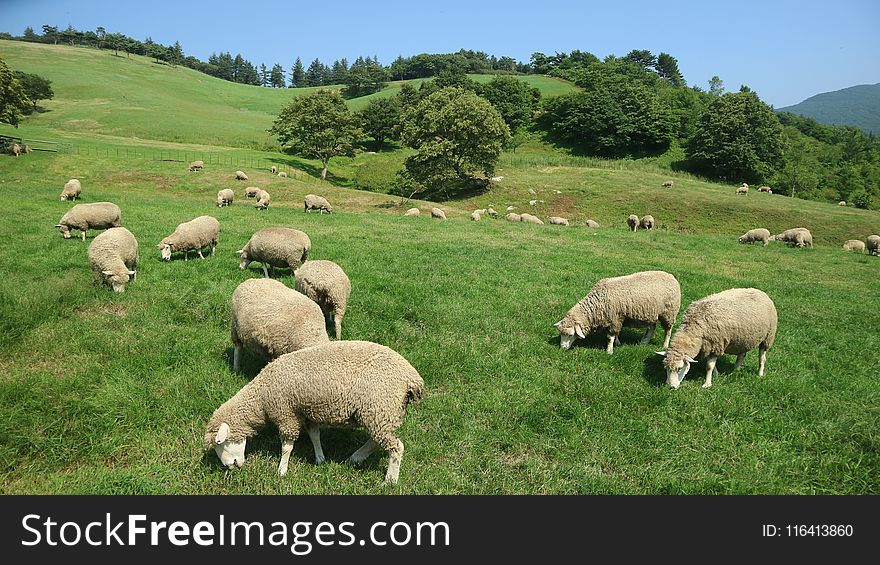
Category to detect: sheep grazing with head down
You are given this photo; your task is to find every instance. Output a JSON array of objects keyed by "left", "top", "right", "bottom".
[
  {"left": 627, "top": 214, "right": 639, "bottom": 232},
  {"left": 157, "top": 215, "right": 220, "bottom": 261},
  {"left": 867, "top": 235, "right": 880, "bottom": 256},
  {"left": 470, "top": 211, "right": 481, "bottom": 221},
  {"left": 187, "top": 160, "right": 204, "bottom": 172},
  {"left": 658, "top": 288, "right": 777, "bottom": 389},
  {"left": 304, "top": 194, "right": 333, "bottom": 214},
  {"left": 770, "top": 227, "right": 813, "bottom": 248},
  {"left": 838, "top": 201, "right": 846, "bottom": 206},
  {"left": 235, "top": 170, "right": 249, "bottom": 181},
  {"left": 295, "top": 260, "right": 351, "bottom": 340},
  {"left": 586, "top": 219, "right": 600, "bottom": 228},
  {"left": 238, "top": 227, "right": 310, "bottom": 277},
  {"left": 662, "top": 180, "right": 674, "bottom": 188},
  {"left": 520, "top": 213, "right": 544, "bottom": 225},
  {"left": 842, "top": 239, "right": 866, "bottom": 253},
  {"left": 758, "top": 186, "right": 772, "bottom": 193},
  {"left": 739, "top": 228, "right": 771, "bottom": 246},
  {"left": 555, "top": 270, "right": 681, "bottom": 355},
  {"left": 549, "top": 216, "right": 569, "bottom": 226},
  {"left": 60, "top": 179, "right": 82, "bottom": 201},
  {"left": 506, "top": 213, "right": 521, "bottom": 222},
  {"left": 404, "top": 208, "right": 420, "bottom": 217},
  {"left": 487, "top": 207, "right": 498, "bottom": 218},
  {"left": 229, "top": 278, "right": 329, "bottom": 373},
  {"left": 204, "top": 340, "right": 424, "bottom": 485},
  {"left": 255, "top": 189, "right": 271, "bottom": 210},
  {"left": 639, "top": 215, "right": 655, "bottom": 230},
  {"left": 244, "top": 186, "right": 260, "bottom": 198},
  {"left": 431, "top": 207, "right": 446, "bottom": 220},
  {"left": 88, "top": 227, "right": 138, "bottom": 293},
  {"left": 216, "top": 189, "right": 234, "bottom": 208},
  {"left": 736, "top": 185, "right": 749, "bottom": 195},
  {"left": 278, "top": 171, "right": 288, "bottom": 178},
  {"left": 56, "top": 202, "right": 122, "bottom": 241}
]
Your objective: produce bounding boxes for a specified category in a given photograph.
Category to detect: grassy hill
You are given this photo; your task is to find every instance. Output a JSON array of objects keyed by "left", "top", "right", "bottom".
[
  {"left": 778, "top": 83, "right": 880, "bottom": 135},
  {"left": 0, "top": 41, "right": 878, "bottom": 494}
]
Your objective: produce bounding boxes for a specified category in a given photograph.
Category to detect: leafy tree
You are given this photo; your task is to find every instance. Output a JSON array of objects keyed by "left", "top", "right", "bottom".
[
  {"left": 331, "top": 58, "right": 349, "bottom": 84},
  {"left": 290, "top": 57, "right": 305, "bottom": 88},
  {"left": 0, "top": 58, "right": 30, "bottom": 126},
  {"left": 344, "top": 56, "right": 389, "bottom": 97},
  {"left": 656, "top": 52, "right": 685, "bottom": 86},
  {"left": 270, "top": 63, "right": 285, "bottom": 87},
  {"left": 42, "top": 25, "right": 58, "bottom": 45},
  {"left": 477, "top": 75, "right": 540, "bottom": 132},
  {"left": 358, "top": 97, "right": 400, "bottom": 149},
  {"left": 708, "top": 75, "right": 724, "bottom": 96},
  {"left": 12, "top": 71, "right": 53, "bottom": 111},
  {"left": 169, "top": 41, "right": 184, "bottom": 66},
  {"left": 269, "top": 90, "right": 362, "bottom": 180},
  {"left": 23, "top": 27, "right": 37, "bottom": 41},
  {"left": 431, "top": 67, "right": 478, "bottom": 91},
  {"left": 623, "top": 49, "right": 657, "bottom": 72}
]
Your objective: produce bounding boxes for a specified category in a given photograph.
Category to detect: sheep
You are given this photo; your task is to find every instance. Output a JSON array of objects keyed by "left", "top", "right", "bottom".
[
  {"left": 842, "top": 240, "right": 866, "bottom": 253},
  {"left": 431, "top": 207, "right": 446, "bottom": 220},
  {"left": 404, "top": 208, "right": 420, "bottom": 217},
  {"left": 56, "top": 202, "right": 121, "bottom": 241},
  {"left": 487, "top": 207, "right": 498, "bottom": 218},
  {"left": 60, "top": 179, "right": 82, "bottom": 201},
  {"left": 235, "top": 170, "right": 249, "bottom": 181},
  {"left": 867, "top": 235, "right": 880, "bottom": 256},
  {"left": 738, "top": 228, "right": 771, "bottom": 246},
  {"left": 506, "top": 213, "right": 522, "bottom": 222},
  {"left": 255, "top": 189, "right": 271, "bottom": 210},
  {"left": 278, "top": 171, "right": 288, "bottom": 178},
  {"left": 758, "top": 186, "right": 772, "bottom": 193},
  {"left": 838, "top": 201, "right": 846, "bottom": 206},
  {"left": 506, "top": 206, "right": 516, "bottom": 212},
  {"left": 736, "top": 185, "right": 749, "bottom": 195},
  {"left": 187, "top": 160, "right": 204, "bottom": 172},
  {"left": 520, "top": 213, "right": 544, "bottom": 225},
  {"left": 470, "top": 211, "right": 481, "bottom": 221},
  {"left": 157, "top": 215, "right": 220, "bottom": 261},
  {"left": 770, "top": 227, "right": 813, "bottom": 248},
  {"left": 475, "top": 208, "right": 487, "bottom": 215},
  {"left": 657, "top": 288, "right": 777, "bottom": 389},
  {"left": 244, "top": 186, "right": 260, "bottom": 198},
  {"left": 529, "top": 199, "right": 538, "bottom": 206},
  {"left": 204, "top": 340, "right": 424, "bottom": 484},
  {"left": 216, "top": 188, "right": 234, "bottom": 208},
  {"left": 555, "top": 270, "right": 681, "bottom": 355},
  {"left": 229, "top": 278, "right": 329, "bottom": 373},
  {"left": 270, "top": 165, "right": 277, "bottom": 174},
  {"left": 22, "top": 144, "right": 31, "bottom": 154},
  {"left": 294, "top": 260, "right": 351, "bottom": 340},
  {"left": 662, "top": 180, "right": 674, "bottom": 188},
  {"left": 304, "top": 194, "right": 333, "bottom": 214},
  {"left": 586, "top": 219, "right": 600, "bottom": 228},
  {"left": 490, "top": 176, "right": 504, "bottom": 182},
  {"left": 627, "top": 214, "right": 639, "bottom": 232},
  {"left": 9, "top": 142, "right": 21, "bottom": 157},
  {"left": 88, "top": 227, "right": 138, "bottom": 293},
  {"left": 639, "top": 215, "right": 655, "bottom": 230},
  {"left": 238, "top": 227, "right": 310, "bottom": 277},
  {"left": 549, "top": 216, "right": 569, "bottom": 226}
]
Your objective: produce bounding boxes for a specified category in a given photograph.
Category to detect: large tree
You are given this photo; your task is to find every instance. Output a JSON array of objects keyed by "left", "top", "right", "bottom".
[
  {"left": 477, "top": 75, "right": 541, "bottom": 132},
  {"left": 269, "top": 63, "right": 285, "bottom": 88},
  {"left": 290, "top": 57, "right": 305, "bottom": 88},
  {"left": 0, "top": 58, "right": 30, "bottom": 126},
  {"left": 656, "top": 52, "right": 685, "bottom": 86},
  {"left": 358, "top": 97, "right": 400, "bottom": 149},
  {"left": 12, "top": 71, "right": 53, "bottom": 111},
  {"left": 343, "top": 57, "right": 389, "bottom": 97},
  {"left": 269, "top": 90, "right": 361, "bottom": 180}
]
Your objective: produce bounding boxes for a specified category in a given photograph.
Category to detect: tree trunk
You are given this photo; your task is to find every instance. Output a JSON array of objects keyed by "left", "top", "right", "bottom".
[{"left": 321, "top": 159, "right": 329, "bottom": 181}]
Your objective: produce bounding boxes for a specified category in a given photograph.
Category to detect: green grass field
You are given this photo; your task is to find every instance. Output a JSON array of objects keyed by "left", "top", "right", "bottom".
[{"left": 0, "top": 41, "right": 878, "bottom": 494}]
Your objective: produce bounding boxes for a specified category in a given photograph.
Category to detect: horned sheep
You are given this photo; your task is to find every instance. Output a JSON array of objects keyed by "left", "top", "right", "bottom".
[
  {"left": 658, "top": 288, "right": 777, "bottom": 389},
  {"left": 304, "top": 194, "right": 333, "bottom": 214},
  {"left": 238, "top": 227, "right": 310, "bottom": 277},
  {"left": 295, "top": 260, "right": 351, "bottom": 340},
  {"left": 549, "top": 216, "right": 569, "bottom": 226},
  {"left": 216, "top": 189, "right": 234, "bottom": 207},
  {"left": 204, "top": 340, "right": 424, "bottom": 485},
  {"left": 56, "top": 202, "right": 121, "bottom": 241},
  {"left": 842, "top": 239, "right": 866, "bottom": 253},
  {"left": 639, "top": 215, "right": 655, "bottom": 230},
  {"left": 235, "top": 170, "right": 249, "bottom": 181},
  {"left": 88, "top": 227, "right": 138, "bottom": 293},
  {"left": 431, "top": 207, "right": 446, "bottom": 220},
  {"left": 255, "top": 189, "right": 271, "bottom": 210},
  {"left": 770, "top": 227, "right": 813, "bottom": 248},
  {"left": 627, "top": 214, "right": 639, "bottom": 232},
  {"left": 738, "top": 228, "right": 771, "bottom": 246},
  {"left": 555, "top": 270, "right": 681, "bottom": 355},
  {"left": 867, "top": 235, "right": 880, "bottom": 256},
  {"left": 60, "top": 179, "right": 82, "bottom": 201},
  {"left": 157, "top": 215, "right": 220, "bottom": 261}
]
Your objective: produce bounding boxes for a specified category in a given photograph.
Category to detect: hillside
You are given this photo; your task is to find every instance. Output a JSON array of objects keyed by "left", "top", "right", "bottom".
[{"left": 778, "top": 83, "right": 880, "bottom": 134}]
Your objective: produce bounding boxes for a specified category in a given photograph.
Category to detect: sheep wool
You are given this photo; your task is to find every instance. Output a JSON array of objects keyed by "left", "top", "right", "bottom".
[
  {"left": 235, "top": 170, "right": 249, "bottom": 181},
  {"left": 487, "top": 207, "right": 498, "bottom": 217},
  {"left": 627, "top": 214, "right": 639, "bottom": 232},
  {"left": 238, "top": 227, "right": 311, "bottom": 276},
  {"left": 294, "top": 260, "right": 351, "bottom": 340},
  {"left": 505, "top": 213, "right": 522, "bottom": 222},
  {"left": 216, "top": 189, "right": 234, "bottom": 208},
  {"left": 230, "top": 278, "right": 329, "bottom": 372},
  {"left": 660, "top": 288, "right": 777, "bottom": 389},
  {"left": 470, "top": 211, "right": 481, "bottom": 221},
  {"left": 431, "top": 207, "right": 446, "bottom": 220},
  {"left": 555, "top": 270, "right": 681, "bottom": 354},
  {"left": 270, "top": 165, "right": 277, "bottom": 174},
  {"left": 304, "top": 194, "right": 333, "bottom": 214},
  {"left": 404, "top": 208, "right": 420, "bottom": 217},
  {"left": 88, "top": 227, "right": 138, "bottom": 293},
  {"left": 56, "top": 202, "right": 122, "bottom": 241},
  {"left": 770, "top": 228, "right": 813, "bottom": 248},
  {"left": 60, "top": 179, "right": 82, "bottom": 201},
  {"left": 157, "top": 215, "right": 220, "bottom": 261},
  {"left": 187, "top": 160, "right": 204, "bottom": 172},
  {"left": 842, "top": 240, "right": 866, "bottom": 253},
  {"left": 662, "top": 180, "right": 674, "bottom": 188},
  {"left": 549, "top": 217, "right": 569, "bottom": 226},
  {"left": 255, "top": 189, "right": 271, "bottom": 210},
  {"left": 867, "top": 235, "right": 880, "bottom": 256},
  {"left": 278, "top": 171, "right": 288, "bottom": 178},
  {"left": 639, "top": 215, "right": 655, "bottom": 230},
  {"left": 244, "top": 186, "right": 261, "bottom": 198},
  {"left": 739, "top": 228, "right": 771, "bottom": 246},
  {"left": 204, "top": 340, "right": 425, "bottom": 484},
  {"left": 520, "top": 213, "right": 544, "bottom": 225},
  {"left": 585, "top": 219, "right": 600, "bottom": 228}
]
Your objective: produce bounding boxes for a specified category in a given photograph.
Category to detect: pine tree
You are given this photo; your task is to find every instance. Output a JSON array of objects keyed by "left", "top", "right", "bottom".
[
  {"left": 270, "top": 63, "right": 285, "bottom": 88},
  {"left": 290, "top": 57, "right": 305, "bottom": 88},
  {"left": 259, "top": 64, "right": 268, "bottom": 86}
]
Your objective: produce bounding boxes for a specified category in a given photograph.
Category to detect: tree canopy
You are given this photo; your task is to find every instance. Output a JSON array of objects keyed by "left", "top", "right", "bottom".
[
  {"left": 13, "top": 70, "right": 53, "bottom": 111},
  {"left": 0, "top": 58, "right": 30, "bottom": 126}
]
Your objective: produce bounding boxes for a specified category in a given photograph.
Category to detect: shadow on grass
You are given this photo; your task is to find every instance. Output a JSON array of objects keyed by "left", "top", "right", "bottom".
[
  {"left": 543, "top": 328, "right": 652, "bottom": 352},
  {"left": 641, "top": 354, "right": 738, "bottom": 387},
  {"left": 273, "top": 156, "right": 351, "bottom": 187}
]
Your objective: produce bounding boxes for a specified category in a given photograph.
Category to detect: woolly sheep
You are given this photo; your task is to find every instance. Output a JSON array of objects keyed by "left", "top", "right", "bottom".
[
  {"left": 235, "top": 170, "right": 249, "bottom": 181},
  {"left": 585, "top": 219, "right": 600, "bottom": 228},
  {"left": 549, "top": 216, "right": 569, "bottom": 226},
  {"left": 431, "top": 207, "right": 446, "bottom": 220},
  {"left": 157, "top": 215, "right": 220, "bottom": 261},
  {"left": 842, "top": 239, "right": 866, "bottom": 253},
  {"left": 736, "top": 185, "right": 749, "bottom": 195},
  {"left": 627, "top": 214, "right": 639, "bottom": 232},
  {"left": 404, "top": 208, "right": 420, "bottom": 217},
  {"left": 244, "top": 186, "right": 260, "bottom": 198},
  {"left": 662, "top": 180, "right": 674, "bottom": 188},
  {"left": 9, "top": 142, "right": 21, "bottom": 157},
  {"left": 187, "top": 160, "right": 204, "bottom": 172},
  {"left": 867, "top": 235, "right": 880, "bottom": 256},
  {"left": 216, "top": 188, "right": 234, "bottom": 208},
  {"left": 56, "top": 202, "right": 121, "bottom": 241},
  {"left": 304, "top": 194, "right": 333, "bottom": 214},
  {"left": 639, "top": 215, "right": 655, "bottom": 230},
  {"left": 22, "top": 144, "right": 31, "bottom": 154},
  {"left": 270, "top": 165, "right": 277, "bottom": 174},
  {"left": 278, "top": 171, "right": 288, "bottom": 178},
  {"left": 658, "top": 288, "right": 777, "bottom": 389},
  {"left": 487, "top": 207, "right": 498, "bottom": 218},
  {"left": 294, "top": 260, "right": 351, "bottom": 340},
  {"left": 60, "top": 179, "right": 82, "bottom": 201},
  {"left": 204, "top": 340, "right": 425, "bottom": 484},
  {"left": 490, "top": 176, "right": 504, "bottom": 182},
  {"left": 88, "top": 227, "right": 138, "bottom": 293},
  {"left": 520, "top": 213, "right": 544, "bottom": 225},
  {"left": 255, "top": 189, "right": 271, "bottom": 210},
  {"left": 838, "top": 201, "right": 846, "bottom": 206},
  {"left": 770, "top": 227, "right": 813, "bottom": 248},
  {"left": 238, "top": 227, "right": 310, "bottom": 277},
  {"left": 758, "top": 186, "right": 772, "bottom": 193},
  {"left": 529, "top": 199, "right": 538, "bottom": 206},
  {"left": 738, "top": 228, "right": 771, "bottom": 246},
  {"left": 506, "top": 213, "right": 522, "bottom": 222},
  {"left": 229, "top": 278, "right": 329, "bottom": 373},
  {"left": 471, "top": 211, "right": 481, "bottom": 221},
  {"left": 555, "top": 270, "right": 681, "bottom": 355}
]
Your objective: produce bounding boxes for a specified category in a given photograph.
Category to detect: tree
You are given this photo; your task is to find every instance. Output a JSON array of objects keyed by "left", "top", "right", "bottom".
[
  {"left": 399, "top": 87, "right": 510, "bottom": 193},
  {"left": 343, "top": 57, "right": 389, "bottom": 97},
  {"left": 169, "top": 41, "right": 184, "bottom": 66},
  {"left": 656, "top": 52, "right": 685, "bottom": 86},
  {"left": 358, "top": 97, "right": 401, "bottom": 149},
  {"left": 12, "top": 71, "right": 53, "bottom": 111},
  {"left": 259, "top": 64, "right": 268, "bottom": 86},
  {"left": 270, "top": 63, "right": 285, "bottom": 87},
  {"left": 477, "top": 75, "right": 541, "bottom": 132},
  {"left": 23, "top": 27, "right": 37, "bottom": 41},
  {"left": 0, "top": 58, "right": 30, "bottom": 126},
  {"left": 305, "top": 59, "right": 326, "bottom": 87},
  {"left": 290, "top": 57, "right": 305, "bottom": 88},
  {"left": 331, "top": 58, "right": 349, "bottom": 84},
  {"left": 42, "top": 25, "right": 58, "bottom": 45},
  {"left": 269, "top": 90, "right": 362, "bottom": 180},
  {"left": 708, "top": 75, "right": 724, "bottom": 96},
  {"left": 623, "top": 49, "right": 657, "bottom": 72}
]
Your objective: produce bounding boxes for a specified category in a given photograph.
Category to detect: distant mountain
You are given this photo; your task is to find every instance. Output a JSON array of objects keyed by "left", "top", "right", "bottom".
[{"left": 777, "top": 83, "right": 880, "bottom": 135}]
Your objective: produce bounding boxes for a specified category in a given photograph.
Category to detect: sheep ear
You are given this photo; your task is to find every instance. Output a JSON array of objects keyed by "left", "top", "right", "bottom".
[
  {"left": 215, "top": 423, "right": 229, "bottom": 444},
  {"left": 574, "top": 325, "right": 586, "bottom": 339},
  {"left": 655, "top": 351, "right": 667, "bottom": 357},
  {"left": 235, "top": 250, "right": 243, "bottom": 254},
  {"left": 102, "top": 270, "right": 114, "bottom": 276},
  {"left": 553, "top": 320, "right": 563, "bottom": 329},
  {"left": 684, "top": 355, "right": 696, "bottom": 364},
  {"left": 55, "top": 224, "right": 63, "bottom": 228}
]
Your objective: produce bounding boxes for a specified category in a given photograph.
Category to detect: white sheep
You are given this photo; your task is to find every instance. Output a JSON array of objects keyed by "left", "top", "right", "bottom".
[
  {"left": 487, "top": 207, "right": 498, "bottom": 218},
  {"left": 555, "top": 270, "right": 681, "bottom": 355},
  {"left": 470, "top": 211, "right": 481, "bottom": 221},
  {"left": 304, "top": 194, "right": 333, "bottom": 214},
  {"left": 56, "top": 202, "right": 121, "bottom": 241},
  {"left": 244, "top": 186, "right": 260, "bottom": 198},
  {"left": 230, "top": 278, "right": 329, "bottom": 373},
  {"left": 204, "top": 340, "right": 425, "bottom": 484},
  {"left": 60, "top": 179, "right": 82, "bottom": 201},
  {"left": 157, "top": 215, "right": 220, "bottom": 261},
  {"left": 506, "top": 213, "right": 522, "bottom": 222},
  {"left": 270, "top": 165, "right": 277, "bottom": 174},
  {"left": 235, "top": 170, "right": 249, "bottom": 181},
  {"left": 8, "top": 142, "right": 21, "bottom": 157},
  {"left": 842, "top": 239, "right": 866, "bottom": 253},
  {"left": 255, "top": 189, "right": 271, "bottom": 210},
  {"left": 216, "top": 189, "right": 234, "bottom": 208},
  {"left": 662, "top": 180, "right": 674, "bottom": 188},
  {"left": 404, "top": 208, "right": 420, "bottom": 217},
  {"left": 770, "top": 228, "right": 813, "bottom": 248},
  {"left": 658, "top": 288, "right": 777, "bottom": 389},
  {"left": 639, "top": 215, "right": 655, "bottom": 230},
  {"left": 627, "top": 214, "right": 639, "bottom": 232},
  {"left": 238, "top": 227, "right": 310, "bottom": 277},
  {"left": 187, "top": 160, "right": 204, "bottom": 172},
  {"left": 431, "top": 207, "right": 446, "bottom": 220},
  {"left": 278, "top": 171, "right": 288, "bottom": 178},
  {"left": 88, "top": 227, "right": 138, "bottom": 293},
  {"left": 736, "top": 185, "right": 749, "bottom": 195},
  {"left": 548, "top": 216, "right": 569, "bottom": 226},
  {"left": 294, "top": 259, "right": 351, "bottom": 340},
  {"left": 738, "top": 228, "right": 771, "bottom": 246},
  {"left": 758, "top": 186, "right": 772, "bottom": 193},
  {"left": 838, "top": 201, "right": 846, "bottom": 206},
  {"left": 867, "top": 235, "right": 880, "bottom": 256},
  {"left": 585, "top": 219, "right": 600, "bottom": 228},
  {"left": 506, "top": 206, "right": 515, "bottom": 212},
  {"left": 520, "top": 213, "right": 544, "bottom": 225},
  {"left": 529, "top": 199, "right": 537, "bottom": 206}
]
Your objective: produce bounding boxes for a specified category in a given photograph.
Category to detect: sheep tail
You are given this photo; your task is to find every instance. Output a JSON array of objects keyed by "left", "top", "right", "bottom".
[{"left": 406, "top": 375, "right": 425, "bottom": 404}]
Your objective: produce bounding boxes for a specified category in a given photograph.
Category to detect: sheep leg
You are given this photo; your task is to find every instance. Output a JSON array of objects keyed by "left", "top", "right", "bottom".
[
  {"left": 211, "top": 242, "right": 216, "bottom": 256},
  {"left": 277, "top": 419, "right": 304, "bottom": 476},
  {"left": 703, "top": 356, "right": 718, "bottom": 388},
  {"left": 383, "top": 438, "right": 404, "bottom": 485},
  {"left": 261, "top": 263, "right": 269, "bottom": 278},
  {"left": 184, "top": 250, "right": 189, "bottom": 261},
  {"left": 278, "top": 439, "right": 296, "bottom": 477},
  {"left": 640, "top": 324, "right": 656, "bottom": 345},
  {"left": 81, "top": 230, "right": 87, "bottom": 242},
  {"left": 346, "top": 439, "right": 379, "bottom": 465},
  {"left": 198, "top": 250, "right": 205, "bottom": 259},
  {"left": 606, "top": 333, "right": 616, "bottom": 355},
  {"left": 305, "top": 422, "right": 325, "bottom": 465},
  {"left": 758, "top": 347, "right": 768, "bottom": 377},
  {"left": 734, "top": 353, "right": 746, "bottom": 371},
  {"left": 232, "top": 344, "right": 241, "bottom": 373},
  {"left": 334, "top": 312, "right": 343, "bottom": 340}
]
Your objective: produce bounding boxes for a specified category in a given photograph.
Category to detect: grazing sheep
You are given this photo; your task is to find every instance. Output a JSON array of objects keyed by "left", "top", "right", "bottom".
[
  {"left": 520, "top": 213, "right": 544, "bottom": 225},
  {"left": 586, "top": 219, "right": 600, "bottom": 228},
  {"left": 216, "top": 188, "right": 234, "bottom": 208},
  {"left": 736, "top": 185, "right": 749, "bottom": 195},
  {"left": 487, "top": 207, "right": 498, "bottom": 218},
  {"left": 506, "top": 213, "right": 522, "bottom": 222},
  {"left": 270, "top": 165, "right": 277, "bottom": 174},
  {"left": 238, "top": 227, "right": 310, "bottom": 277},
  {"left": 867, "top": 235, "right": 880, "bottom": 256},
  {"left": 88, "top": 227, "right": 138, "bottom": 293},
  {"left": 56, "top": 202, "right": 121, "bottom": 241},
  {"left": 229, "top": 278, "right": 329, "bottom": 373},
  {"left": 770, "top": 228, "right": 813, "bottom": 248},
  {"left": 639, "top": 215, "right": 655, "bottom": 230},
  {"left": 60, "top": 179, "right": 82, "bottom": 201},
  {"left": 758, "top": 186, "right": 772, "bottom": 193},
  {"left": 294, "top": 260, "right": 351, "bottom": 340},
  {"left": 204, "top": 340, "right": 424, "bottom": 484},
  {"left": 235, "top": 170, "right": 249, "bottom": 181},
  {"left": 187, "top": 160, "right": 204, "bottom": 172},
  {"left": 662, "top": 180, "right": 674, "bottom": 188},
  {"left": 738, "top": 228, "right": 771, "bottom": 246},
  {"left": 278, "top": 171, "right": 288, "bottom": 178},
  {"left": 842, "top": 239, "right": 866, "bottom": 253},
  {"left": 627, "top": 214, "right": 639, "bottom": 232},
  {"left": 244, "top": 186, "right": 260, "bottom": 198},
  {"left": 549, "top": 216, "right": 569, "bottom": 226},
  {"left": 658, "top": 288, "right": 777, "bottom": 389},
  {"left": 255, "top": 189, "right": 271, "bottom": 210},
  {"left": 555, "top": 270, "right": 681, "bottom": 355},
  {"left": 157, "top": 215, "right": 220, "bottom": 261},
  {"left": 470, "top": 211, "right": 481, "bottom": 221},
  {"left": 304, "top": 194, "right": 333, "bottom": 214},
  {"left": 838, "top": 201, "right": 846, "bottom": 206},
  {"left": 404, "top": 208, "right": 420, "bottom": 217},
  {"left": 506, "top": 206, "right": 516, "bottom": 212},
  {"left": 8, "top": 142, "right": 22, "bottom": 157},
  {"left": 431, "top": 207, "right": 446, "bottom": 220},
  {"left": 529, "top": 199, "right": 537, "bottom": 206}
]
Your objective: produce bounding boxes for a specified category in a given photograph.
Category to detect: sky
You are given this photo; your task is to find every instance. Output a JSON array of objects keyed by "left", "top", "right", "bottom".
[{"left": 1, "top": 0, "right": 878, "bottom": 108}]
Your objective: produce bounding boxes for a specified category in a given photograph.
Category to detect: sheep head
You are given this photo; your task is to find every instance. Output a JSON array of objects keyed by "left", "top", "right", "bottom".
[
  {"left": 554, "top": 318, "right": 587, "bottom": 350},
  {"left": 656, "top": 351, "right": 696, "bottom": 389},
  {"left": 206, "top": 422, "right": 246, "bottom": 469}
]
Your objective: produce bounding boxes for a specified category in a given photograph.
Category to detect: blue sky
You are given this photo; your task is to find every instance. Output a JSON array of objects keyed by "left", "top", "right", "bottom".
[{"left": 1, "top": 0, "right": 878, "bottom": 107}]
